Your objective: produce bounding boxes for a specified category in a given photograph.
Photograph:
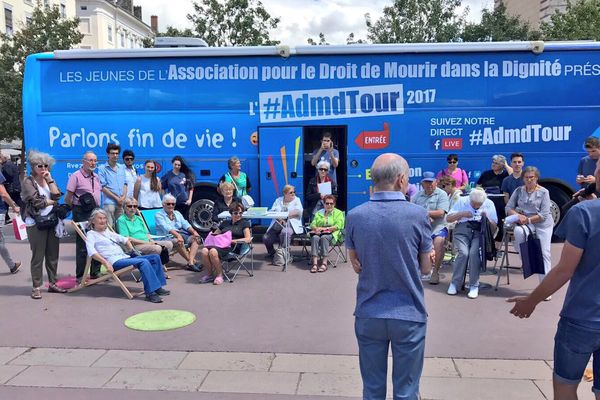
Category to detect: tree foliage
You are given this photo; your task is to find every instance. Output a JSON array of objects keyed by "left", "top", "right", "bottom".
[
  {"left": 187, "top": 0, "right": 280, "bottom": 46},
  {"left": 366, "top": 0, "right": 465, "bottom": 43},
  {"left": 541, "top": 0, "right": 600, "bottom": 40},
  {"left": 0, "top": 3, "right": 82, "bottom": 142},
  {"left": 307, "top": 32, "right": 329, "bottom": 46},
  {"left": 142, "top": 26, "right": 196, "bottom": 48},
  {"left": 462, "top": 3, "right": 534, "bottom": 42}
]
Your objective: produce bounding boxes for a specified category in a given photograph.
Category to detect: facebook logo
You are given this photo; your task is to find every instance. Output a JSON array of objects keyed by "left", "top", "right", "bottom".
[{"left": 432, "top": 139, "right": 441, "bottom": 150}]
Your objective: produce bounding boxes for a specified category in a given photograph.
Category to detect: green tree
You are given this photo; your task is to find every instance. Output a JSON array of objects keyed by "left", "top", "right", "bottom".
[
  {"left": 187, "top": 0, "right": 280, "bottom": 46},
  {"left": 142, "top": 26, "right": 196, "bottom": 48},
  {"left": 462, "top": 4, "right": 534, "bottom": 41},
  {"left": 366, "top": 0, "right": 465, "bottom": 43},
  {"left": 346, "top": 32, "right": 367, "bottom": 45},
  {"left": 0, "top": 3, "right": 82, "bottom": 143},
  {"left": 307, "top": 32, "right": 329, "bottom": 46},
  {"left": 541, "top": 0, "right": 600, "bottom": 40}
]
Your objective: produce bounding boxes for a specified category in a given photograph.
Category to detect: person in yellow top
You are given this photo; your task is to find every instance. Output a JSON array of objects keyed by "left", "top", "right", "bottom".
[{"left": 309, "top": 195, "right": 345, "bottom": 273}]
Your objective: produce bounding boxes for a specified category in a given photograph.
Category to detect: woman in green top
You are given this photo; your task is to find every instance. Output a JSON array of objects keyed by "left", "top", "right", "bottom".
[
  {"left": 309, "top": 195, "right": 345, "bottom": 273},
  {"left": 219, "top": 156, "right": 251, "bottom": 198}
]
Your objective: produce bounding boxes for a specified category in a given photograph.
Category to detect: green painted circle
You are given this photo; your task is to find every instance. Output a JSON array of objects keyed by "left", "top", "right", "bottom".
[{"left": 124, "top": 310, "right": 196, "bottom": 332}]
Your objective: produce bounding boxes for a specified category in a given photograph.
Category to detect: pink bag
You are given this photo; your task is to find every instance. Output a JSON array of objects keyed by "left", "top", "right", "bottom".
[{"left": 204, "top": 230, "right": 232, "bottom": 249}]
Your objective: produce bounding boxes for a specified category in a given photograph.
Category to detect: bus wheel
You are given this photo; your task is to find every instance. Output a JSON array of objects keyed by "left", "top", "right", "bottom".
[
  {"left": 546, "top": 185, "right": 571, "bottom": 227},
  {"left": 189, "top": 199, "right": 215, "bottom": 232}
]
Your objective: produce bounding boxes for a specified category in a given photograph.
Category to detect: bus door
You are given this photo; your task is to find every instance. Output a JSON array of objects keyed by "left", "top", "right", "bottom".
[{"left": 258, "top": 126, "right": 304, "bottom": 209}]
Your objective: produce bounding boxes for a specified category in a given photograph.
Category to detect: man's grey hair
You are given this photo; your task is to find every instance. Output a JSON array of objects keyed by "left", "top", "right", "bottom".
[
  {"left": 492, "top": 154, "right": 506, "bottom": 165},
  {"left": 371, "top": 156, "right": 408, "bottom": 187},
  {"left": 28, "top": 150, "right": 56, "bottom": 170},
  {"left": 88, "top": 208, "right": 108, "bottom": 228},
  {"left": 469, "top": 188, "right": 488, "bottom": 204},
  {"left": 523, "top": 166, "right": 540, "bottom": 179},
  {"left": 316, "top": 160, "right": 330, "bottom": 171},
  {"left": 83, "top": 151, "right": 96, "bottom": 160},
  {"left": 163, "top": 194, "right": 177, "bottom": 204}
]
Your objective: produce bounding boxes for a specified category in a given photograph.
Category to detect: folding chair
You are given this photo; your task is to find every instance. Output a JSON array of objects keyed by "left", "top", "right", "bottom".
[
  {"left": 138, "top": 208, "right": 162, "bottom": 235},
  {"left": 494, "top": 224, "right": 520, "bottom": 290},
  {"left": 327, "top": 229, "right": 347, "bottom": 268},
  {"left": 68, "top": 221, "right": 143, "bottom": 299},
  {"left": 222, "top": 240, "right": 254, "bottom": 282}
]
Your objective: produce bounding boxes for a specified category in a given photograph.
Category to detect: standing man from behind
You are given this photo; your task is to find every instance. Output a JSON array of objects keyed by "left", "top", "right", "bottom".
[
  {"left": 311, "top": 131, "right": 339, "bottom": 183},
  {"left": 98, "top": 144, "right": 127, "bottom": 228},
  {"left": 501, "top": 152, "right": 525, "bottom": 203},
  {"left": 508, "top": 157, "right": 600, "bottom": 400},
  {"left": 65, "top": 151, "right": 102, "bottom": 282},
  {"left": 577, "top": 136, "right": 599, "bottom": 188},
  {"left": 346, "top": 153, "right": 433, "bottom": 400},
  {"left": 122, "top": 149, "right": 137, "bottom": 198},
  {"left": 412, "top": 171, "right": 449, "bottom": 285}
]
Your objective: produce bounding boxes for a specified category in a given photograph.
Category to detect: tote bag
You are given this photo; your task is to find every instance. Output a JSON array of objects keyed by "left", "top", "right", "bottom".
[
  {"left": 204, "top": 230, "right": 232, "bottom": 249},
  {"left": 519, "top": 225, "right": 545, "bottom": 279}
]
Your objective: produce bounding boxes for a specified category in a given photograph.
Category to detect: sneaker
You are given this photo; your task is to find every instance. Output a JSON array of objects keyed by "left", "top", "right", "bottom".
[
  {"left": 31, "top": 287, "right": 42, "bottom": 300},
  {"left": 421, "top": 273, "right": 431, "bottom": 281},
  {"left": 213, "top": 275, "right": 224, "bottom": 285},
  {"left": 155, "top": 287, "right": 170, "bottom": 296},
  {"left": 187, "top": 264, "right": 202, "bottom": 273},
  {"left": 9, "top": 261, "right": 21, "bottom": 274},
  {"left": 447, "top": 283, "right": 457, "bottom": 296},
  {"left": 199, "top": 274, "right": 214, "bottom": 284},
  {"left": 145, "top": 293, "right": 163, "bottom": 303},
  {"left": 467, "top": 286, "right": 479, "bottom": 299},
  {"left": 429, "top": 270, "right": 440, "bottom": 285}
]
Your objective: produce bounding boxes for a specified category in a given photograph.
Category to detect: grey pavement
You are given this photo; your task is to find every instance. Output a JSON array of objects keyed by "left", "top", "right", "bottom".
[{"left": 0, "top": 226, "right": 596, "bottom": 399}]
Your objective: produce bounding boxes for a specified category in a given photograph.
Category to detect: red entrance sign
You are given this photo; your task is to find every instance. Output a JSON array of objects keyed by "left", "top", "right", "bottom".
[{"left": 355, "top": 123, "right": 390, "bottom": 150}]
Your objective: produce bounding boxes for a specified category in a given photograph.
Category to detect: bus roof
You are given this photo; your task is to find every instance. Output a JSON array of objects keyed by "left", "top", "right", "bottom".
[{"left": 45, "top": 41, "right": 600, "bottom": 60}]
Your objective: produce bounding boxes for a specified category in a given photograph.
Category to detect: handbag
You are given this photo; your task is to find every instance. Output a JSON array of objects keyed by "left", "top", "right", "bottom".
[
  {"left": 12, "top": 216, "right": 28, "bottom": 240},
  {"left": 519, "top": 225, "right": 545, "bottom": 279},
  {"left": 77, "top": 192, "right": 97, "bottom": 213},
  {"left": 34, "top": 209, "right": 59, "bottom": 230},
  {"left": 204, "top": 230, "right": 232, "bottom": 249},
  {"left": 159, "top": 246, "right": 170, "bottom": 264}
]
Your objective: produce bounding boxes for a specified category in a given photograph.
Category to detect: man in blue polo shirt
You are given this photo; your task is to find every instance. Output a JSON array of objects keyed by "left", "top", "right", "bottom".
[
  {"left": 346, "top": 153, "right": 433, "bottom": 400},
  {"left": 509, "top": 157, "right": 600, "bottom": 399},
  {"left": 98, "top": 143, "right": 128, "bottom": 228}
]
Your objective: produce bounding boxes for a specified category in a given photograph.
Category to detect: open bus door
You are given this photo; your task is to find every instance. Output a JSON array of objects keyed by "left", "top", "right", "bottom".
[{"left": 258, "top": 127, "right": 304, "bottom": 210}]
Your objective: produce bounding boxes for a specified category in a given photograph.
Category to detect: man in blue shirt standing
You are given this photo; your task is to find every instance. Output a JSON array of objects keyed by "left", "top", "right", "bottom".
[
  {"left": 501, "top": 152, "right": 525, "bottom": 203},
  {"left": 346, "top": 153, "right": 433, "bottom": 400},
  {"left": 98, "top": 143, "right": 128, "bottom": 228},
  {"left": 509, "top": 157, "right": 600, "bottom": 400},
  {"left": 311, "top": 131, "right": 340, "bottom": 184},
  {"left": 576, "top": 136, "right": 599, "bottom": 188}
]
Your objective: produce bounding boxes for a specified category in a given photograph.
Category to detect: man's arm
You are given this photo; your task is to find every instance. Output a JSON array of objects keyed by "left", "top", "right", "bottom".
[
  {"left": 419, "top": 251, "right": 433, "bottom": 276},
  {"left": 508, "top": 241, "right": 582, "bottom": 318},
  {"left": 310, "top": 148, "right": 322, "bottom": 166},
  {"left": 329, "top": 149, "right": 339, "bottom": 168},
  {"left": 101, "top": 187, "right": 121, "bottom": 203},
  {"left": 348, "top": 249, "right": 361, "bottom": 274}
]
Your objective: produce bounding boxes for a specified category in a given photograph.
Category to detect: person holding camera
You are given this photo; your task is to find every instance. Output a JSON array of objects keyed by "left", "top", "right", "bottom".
[
  {"left": 21, "top": 151, "right": 63, "bottom": 299},
  {"left": 311, "top": 131, "right": 340, "bottom": 184},
  {"left": 65, "top": 151, "right": 102, "bottom": 283}
]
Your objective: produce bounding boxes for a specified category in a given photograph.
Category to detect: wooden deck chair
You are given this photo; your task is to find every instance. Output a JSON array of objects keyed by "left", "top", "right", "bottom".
[{"left": 68, "top": 221, "right": 143, "bottom": 299}]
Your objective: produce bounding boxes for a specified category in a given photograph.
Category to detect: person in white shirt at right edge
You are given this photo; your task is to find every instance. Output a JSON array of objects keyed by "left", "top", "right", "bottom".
[
  {"left": 446, "top": 188, "right": 498, "bottom": 299},
  {"left": 505, "top": 166, "right": 554, "bottom": 298}
]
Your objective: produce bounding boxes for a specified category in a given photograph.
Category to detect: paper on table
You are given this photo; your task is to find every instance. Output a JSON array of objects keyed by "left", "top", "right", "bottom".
[{"left": 317, "top": 181, "right": 332, "bottom": 195}]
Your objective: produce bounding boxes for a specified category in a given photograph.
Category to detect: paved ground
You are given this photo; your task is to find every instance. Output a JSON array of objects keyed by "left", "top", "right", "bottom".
[{"left": 0, "top": 226, "right": 595, "bottom": 399}]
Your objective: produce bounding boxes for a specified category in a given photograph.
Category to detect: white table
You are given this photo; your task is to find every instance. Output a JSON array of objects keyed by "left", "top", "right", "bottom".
[{"left": 217, "top": 210, "right": 293, "bottom": 271}]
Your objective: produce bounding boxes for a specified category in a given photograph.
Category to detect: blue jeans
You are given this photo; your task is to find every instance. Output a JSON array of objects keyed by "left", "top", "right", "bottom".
[
  {"left": 113, "top": 254, "right": 166, "bottom": 295},
  {"left": 355, "top": 317, "right": 426, "bottom": 400},
  {"left": 554, "top": 317, "right": 600, "bottom": 394}
]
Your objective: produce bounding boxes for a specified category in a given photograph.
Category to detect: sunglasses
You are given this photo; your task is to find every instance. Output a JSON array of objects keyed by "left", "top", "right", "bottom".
[
  {"left": 164, "top": 203, "right": 176, "bottom": 206},
  {"left": 36, "top": 164, "right": 49, "bottom": 168},
  {"left": 448, "top": 160, "right": 458, "bottom": 164},
  {"left": 231, "top": 211, "right": 243, "bottom": 216},
  {"left": 318, "top": 168, "right": 329, "bottom": 171},
  {"left": 325, "top": 202, "right": 334, "bottom": 205},
  {"left": 124, "top": 157, "right": 134, "bottom": 161},
  {"left": 126, "top": 204, "right": 138, "bottom": 208},
  {"left": 286, "top": 191, "right": 295, "bottom": 195}
]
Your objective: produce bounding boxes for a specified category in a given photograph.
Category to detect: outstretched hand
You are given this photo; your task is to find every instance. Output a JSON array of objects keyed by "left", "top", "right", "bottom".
[{"left": 507, "top": 296, "right": 537, "bottom": 319}]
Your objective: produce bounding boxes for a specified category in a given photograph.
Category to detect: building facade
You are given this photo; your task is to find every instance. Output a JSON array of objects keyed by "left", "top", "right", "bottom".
[
  {"left": 495, "top": 0, "right": 568, "bottom": 30},
  {"left": 1, "top": 0, "right": 76, "bottom": 36}
]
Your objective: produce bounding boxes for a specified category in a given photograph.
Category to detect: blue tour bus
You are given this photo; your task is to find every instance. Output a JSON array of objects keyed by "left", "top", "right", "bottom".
[{"left": 22, "top": 41, "right": 600, "bottom": 230}]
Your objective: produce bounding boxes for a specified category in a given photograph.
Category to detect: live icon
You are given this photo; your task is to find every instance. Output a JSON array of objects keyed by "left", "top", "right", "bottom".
[{"left": 442, "top": 138, "right": 463, "bottom": 150}]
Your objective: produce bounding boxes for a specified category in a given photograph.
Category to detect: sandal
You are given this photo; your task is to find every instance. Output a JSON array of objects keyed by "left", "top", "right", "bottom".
[
  {"left": 310, "top": 264, "right": 318, "bottom": 273},
  {"left": 318, "top": 264, "right": 328, "bottom": 273},
  {"left": 31, "top": 287, "right": 42, "bottom": 300}
]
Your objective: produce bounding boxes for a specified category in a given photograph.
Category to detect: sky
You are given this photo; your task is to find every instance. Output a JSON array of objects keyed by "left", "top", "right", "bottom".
[{"left": 140, "top": 0, "right": 495, "bottom": 46}]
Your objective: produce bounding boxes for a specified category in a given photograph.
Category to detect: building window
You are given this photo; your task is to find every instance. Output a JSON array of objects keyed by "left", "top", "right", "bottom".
[
  {"left": 120, "top": 32, "right": 124, "bottom": 47},
  {"left": 60, "top": 3, "right": 66, "bottom": 18},
  {"left": 80, "top": 5, "right": 87, "bottom": 10},
  {"left": 25, "top": 12, "right": 32, "bottom": 25},
  {"left": 4, "top": 6, "right": 13, "bottom": 36},
  {"left": 79, "top": 18, "right": 90, "bottom": 34},
  {"left": 43, "top": 0, "right": 49, "bottom": 6},
  {"left": 108, "top": 26, "right": 113, "bottom": 42}
]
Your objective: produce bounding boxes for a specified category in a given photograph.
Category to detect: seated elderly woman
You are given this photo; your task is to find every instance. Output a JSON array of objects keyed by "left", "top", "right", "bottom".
[
  {"left": 212, "top": 181, "right": 240, "bottom": 223},
  {"left": 305, "top": 161, "right": 338, "bottom": 218},
  {"left": 200, "top": 201, "right": 252, "bottom": 285},
  {"left": 446, "top": 188, "right": 497, "bottom": 299},
  {"left": 155, "top": 194, "right": 202, "bottom": 272},
  {"left": 308, "top": 195, "right": 344, "bottom": 273},
  {"left": 506, "top": 166, "right": 554, "bottom": 287},
  {"left": 116, "top": 196, "right": 174, "bottom": 259},
  {"left": 263, "top": 184, "right": 303, "bottom": 259},
  {"left": 86, "top": 208, "right": 169, "bottom": 303}
]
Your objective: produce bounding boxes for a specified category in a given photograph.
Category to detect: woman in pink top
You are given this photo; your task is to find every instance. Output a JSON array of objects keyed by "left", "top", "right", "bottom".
[{"left": 436, "top": 154, "right": 469, "bottom": 191}]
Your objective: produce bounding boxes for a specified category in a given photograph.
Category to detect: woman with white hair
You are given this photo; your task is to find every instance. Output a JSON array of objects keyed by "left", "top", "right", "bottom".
[
  {"left": 21, "top": 150, "right": 60, "bottom": 299},
  {"left": 155, "top": 194, "right": 202, "bottom": 271},
  {"left": 305, "top": 160, "right": 338, "bottom": 217},
  {"left": 506, "top": 166, "right": 554, "bottom": 289},
  {"left": 219, "top": 156, "right": 251, "bottom": 198},
  {"left": 86, "top": 208, "right": 169, "bottom": 303},
  {"left": 446, "top": 188, "right": 498, "bottom": 299}
]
